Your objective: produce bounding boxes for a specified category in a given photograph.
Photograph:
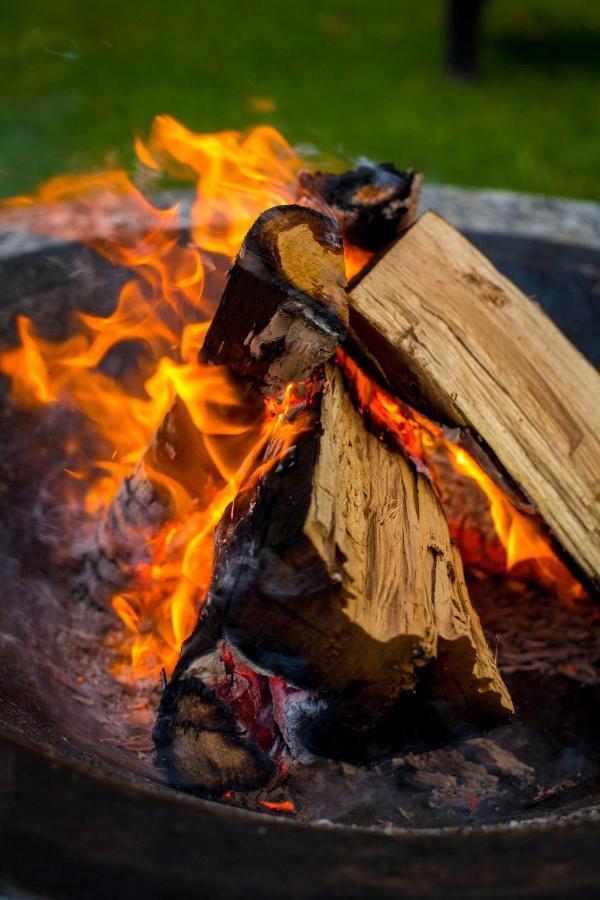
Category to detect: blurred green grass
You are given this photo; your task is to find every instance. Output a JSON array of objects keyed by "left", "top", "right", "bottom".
[{"left": 0, "top": 0, "right": 598, "bottom": 199}]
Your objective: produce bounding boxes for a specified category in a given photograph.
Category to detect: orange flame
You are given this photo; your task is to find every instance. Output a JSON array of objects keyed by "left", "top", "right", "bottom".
[
  {"left": 0, "top": 120, "right": 312, "bottom": 682},
  {"left": 260, "top": 800, "right": 296, "bottom": 813},
  {"left": 337, "top": 350, "right": 585, "bottom": 602},
  {"left": 138, "top": 117, "right": 303, "bottom": 258},
  {"left": 345, "top": 245, "right": 374, "bottom": 281}
]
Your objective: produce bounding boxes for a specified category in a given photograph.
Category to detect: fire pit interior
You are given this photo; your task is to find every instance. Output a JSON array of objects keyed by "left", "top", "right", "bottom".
[{"left": 0, "top": 120, "right": 599, "bottom": 891}]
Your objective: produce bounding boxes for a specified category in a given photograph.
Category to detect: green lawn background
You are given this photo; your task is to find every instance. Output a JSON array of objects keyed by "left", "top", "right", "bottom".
[{"left": 1, "top": 0, "right": 598, "bottom": 200}]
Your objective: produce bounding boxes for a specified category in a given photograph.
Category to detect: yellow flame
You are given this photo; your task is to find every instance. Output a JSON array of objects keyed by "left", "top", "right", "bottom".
[
  {"left": 0, "top": 119, "right": 311, "bottom": 681},
  {"left": 447, "top": 447, "right": 557, "bottom": 570}
]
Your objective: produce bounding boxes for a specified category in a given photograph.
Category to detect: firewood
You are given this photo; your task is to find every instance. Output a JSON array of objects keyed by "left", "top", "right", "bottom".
[
  {"left": 298, "top": 163, "right": 422, "bottom": 252},
  {"left": 349, "top": 211, "right": 600, "bottom": 592},
  {"left": 81, "top": 205, "right": 349, "bottom": 604},
  {"left": 154, "top": 601, "right": 318, "bottom": 795},
  {"left": 202, "top": 204, "right": 348, "bottom": 396},
  {"left": 154, "top": 638, "right": 278, "bottom": 796},
  {"left": 156, "top": 366, "right": 512, "bottom": 792}
]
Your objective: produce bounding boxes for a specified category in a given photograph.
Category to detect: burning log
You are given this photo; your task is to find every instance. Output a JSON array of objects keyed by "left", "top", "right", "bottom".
[
  {"left": 202, "top": 204, "right": 348, "bottom": 395},
  {"left": 83, "top": 395, "right": 238, "bottom": 601},
  {"left": 348, "top": 211, "right": 600, "bottom": 593},
  {"left": 81, "top": 205, "right": 348, "bottom": 604},
  {"left": 155, "top": 366, "right": 512, "bottom": 794},
  {"left": 298, "top": 163, "right": 422, "bottom": 252},
  {"left": 154, "top": 635, "right": 279, "bottom": 796}
]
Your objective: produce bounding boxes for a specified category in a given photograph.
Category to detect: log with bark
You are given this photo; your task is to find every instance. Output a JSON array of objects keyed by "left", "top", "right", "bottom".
[
  {"left": 154, "top": 365, "right": 512, "bottom": 794},
  {"left": 298, "top": 163, "right": 422, "bottom": 252},
  {"left": 202, "top": 205, "right": 348, "bottom": 394},
  {"left": 348, "top": 211, "right": 600, "bottom": 593},
  {"left": 81, "top": 205, "right": 348, "bottom": 604}
]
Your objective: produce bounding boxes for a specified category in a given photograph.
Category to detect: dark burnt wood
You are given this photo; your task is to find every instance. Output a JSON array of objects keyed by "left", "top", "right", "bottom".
[
  {"left": 154, "top": 664, "right": 276, "bottom": 797},
  {"left": 298, "top": 164, "right": 421, "bottom": 252}
]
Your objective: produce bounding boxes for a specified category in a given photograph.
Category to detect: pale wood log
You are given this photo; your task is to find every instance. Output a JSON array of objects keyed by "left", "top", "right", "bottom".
[
  {"left": 305, "top": 366, "right": 512, "bottom": 722},
  {"left": 429, "top": 542, "right": 511, "bottom": 717},
  {"left": 349, "top": 211, "right": 600, "bottom": 591}
]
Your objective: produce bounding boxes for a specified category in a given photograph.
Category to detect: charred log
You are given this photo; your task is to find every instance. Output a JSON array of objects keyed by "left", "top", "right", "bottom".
[
  {"left": 158, "top": 366, "right": 512, "bottom": 791},
  {"left": 153, "top": 646, "right": 277, "bottom": 797},
  {"left": 201, "top": 204, "right": 348, "bottom": 396},
  {"left": 154, "top": 605, "right": 317, "bottom": 796},
  {"left": 298, "top": 163, "right": 422, "bottom": 252}
]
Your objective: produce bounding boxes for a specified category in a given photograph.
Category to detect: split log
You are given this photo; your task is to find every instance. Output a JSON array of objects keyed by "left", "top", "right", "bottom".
[
  {"left": 81, "top": 205, "right": 348, "bottom": 604},
  {"left": 202, "top": 204, "right": 348, "bottom": 395},
  {"left": 156, "top": 366, "right": 512, "bottom": 793},
  {"left": 348, "top": 211, "right": 600, "bottom": 592},
  {"left": 298, "top": 164, "right": 422, "bottom": 252}
]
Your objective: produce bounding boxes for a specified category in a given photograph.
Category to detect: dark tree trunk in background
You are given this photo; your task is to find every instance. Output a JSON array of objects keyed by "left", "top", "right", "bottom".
[{"left": 446, "top": 0, "right": 487, "bottom": 82}]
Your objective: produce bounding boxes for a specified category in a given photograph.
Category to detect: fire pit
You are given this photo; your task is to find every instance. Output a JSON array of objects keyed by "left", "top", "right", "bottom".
[{"left": 0, "top": 121, "right": 599, "bottom": 899}]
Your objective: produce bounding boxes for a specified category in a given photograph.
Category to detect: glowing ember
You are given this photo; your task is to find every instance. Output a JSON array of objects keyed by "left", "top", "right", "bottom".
[
  {"left": 344, "top": 245, "right": 373, "bottom": 281},
  {"left": 260, "top": 800, "right": 296, "bottom": 813}
]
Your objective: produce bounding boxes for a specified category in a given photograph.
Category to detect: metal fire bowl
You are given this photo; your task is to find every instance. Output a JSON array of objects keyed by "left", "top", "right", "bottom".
[{"left": 0, "top": 187, "right": 599, "bottom": 900}]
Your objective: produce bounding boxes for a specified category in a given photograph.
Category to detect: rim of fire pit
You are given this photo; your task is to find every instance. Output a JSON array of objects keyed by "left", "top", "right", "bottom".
[
  {"left": 1, "top": 186, "right": 600, "bottom": 900},
  {"left": 1, "top": 184, "right": 600, "bottom": 259},
  {"left": 2, "top": 721, "right": 600, "bottom": 900}
]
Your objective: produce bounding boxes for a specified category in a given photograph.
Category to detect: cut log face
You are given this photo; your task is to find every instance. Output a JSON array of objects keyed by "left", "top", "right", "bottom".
[
  {"left": 162, "top": 365, "right": 512, "bottom": 787},
  {"left": 349, "top": 211, "right": 600, "bottom": 591},
  {"left": 298, "top": 164, "right": 422, "bottom": 252},
  {"left": 153, "top": 645, "right": 277, "bottom": 796},
  {"left": 201, "top": 205, "right": 348, "bottom": 396}
]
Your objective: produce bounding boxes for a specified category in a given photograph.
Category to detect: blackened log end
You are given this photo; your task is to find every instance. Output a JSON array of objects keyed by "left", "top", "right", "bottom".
[
  {"left": 299, "top": 164, "right": 422, "bottom": 252},
  {"left": 153, "top": 672, "right": 276, "bottom": 797}
]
